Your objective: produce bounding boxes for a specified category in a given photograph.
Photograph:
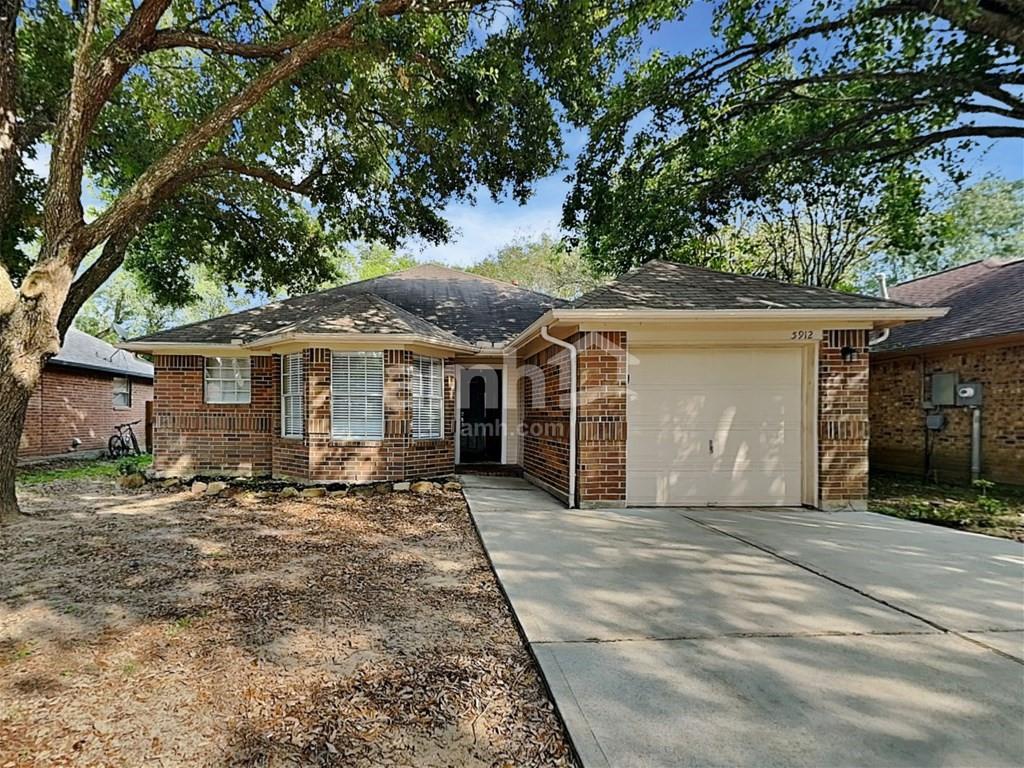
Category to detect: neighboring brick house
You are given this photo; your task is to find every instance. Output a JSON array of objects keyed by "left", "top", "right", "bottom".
[
  {"left": 870, "top": 258, "right": 1024, "bottom": 485},
  {"left": 123, "top": 262, "right": 940, "bottom": 509},
  {"left": 18, "top": 328, "right": 154, "bottom": 461}
]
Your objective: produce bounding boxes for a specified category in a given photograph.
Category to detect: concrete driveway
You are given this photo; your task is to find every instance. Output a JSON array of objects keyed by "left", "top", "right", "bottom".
[{"left": 462, "top": 476, "right": 1024, "bottom": 768}]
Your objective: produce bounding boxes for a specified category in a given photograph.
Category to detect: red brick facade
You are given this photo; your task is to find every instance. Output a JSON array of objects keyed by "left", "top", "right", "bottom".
[
  {"left": 18, "top": 364, "right": 153, "bottom": 461},
  {"left": 870, "top": 341, "right": 1023, "bottom": 485},
  {"left": 153, "top": 350, "right": 455, "bottom": 482},
  {"left": 520, "top": 328, "right": 871, "bottom": 509},
  {"left": 818, "top": 330, "right": 870, "bottom": 509}
]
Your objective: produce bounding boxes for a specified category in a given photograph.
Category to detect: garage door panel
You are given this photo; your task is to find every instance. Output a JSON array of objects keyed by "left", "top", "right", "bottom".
[{"left": 626, "top": 347, "right": 804, "bottom": 506}]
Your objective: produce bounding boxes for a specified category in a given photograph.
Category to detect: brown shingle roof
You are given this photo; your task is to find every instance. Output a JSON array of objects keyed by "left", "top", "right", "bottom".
[
  {"left": 876, "top": 258, "right": 1024, "bottom": 351},
  {"left": 573, "top": 260, "right": 913, "bottom": 311},
  {"left": 129, "top": 265, "right": 563, "bottom": 348}
]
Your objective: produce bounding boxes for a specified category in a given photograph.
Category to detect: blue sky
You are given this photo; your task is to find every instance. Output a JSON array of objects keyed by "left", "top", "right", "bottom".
[
  {"left": 410, "top": 133, "right": 1024, "bottom": 267},
  {"left": 410, "top": 6, "right": 1024, "bottom": 266}
]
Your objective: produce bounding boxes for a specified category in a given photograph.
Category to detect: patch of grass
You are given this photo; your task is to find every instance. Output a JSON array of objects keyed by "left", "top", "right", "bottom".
[
  {"left": 17, "top": 455, "right": 152, "bottom": 485},
  {"left": 870, "top": 473, "right": 1024, "bottom": 541}
]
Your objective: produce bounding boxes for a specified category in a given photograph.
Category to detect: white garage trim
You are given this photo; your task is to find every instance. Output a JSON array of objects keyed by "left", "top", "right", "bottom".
[{"left": 626, "top": 343, "right": 818, "bottom": 507}]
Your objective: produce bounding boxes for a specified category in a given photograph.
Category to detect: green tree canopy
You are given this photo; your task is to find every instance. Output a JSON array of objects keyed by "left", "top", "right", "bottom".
[
  {"left": 467, "top": 234, "right": 606, "bottom": 298},
  {"left": 563, "top": 0, "right": 1024, "bottom": 275}
]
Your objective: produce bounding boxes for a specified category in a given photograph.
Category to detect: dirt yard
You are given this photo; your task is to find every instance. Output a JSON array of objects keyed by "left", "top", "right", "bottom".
[{"left": 0, "top": 477, "right": 574, "bottom": 767}]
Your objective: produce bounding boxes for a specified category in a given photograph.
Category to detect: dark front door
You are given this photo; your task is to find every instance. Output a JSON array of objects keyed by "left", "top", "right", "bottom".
[{"left": 460, "top": 368, "right": 502, "bottom": 463}]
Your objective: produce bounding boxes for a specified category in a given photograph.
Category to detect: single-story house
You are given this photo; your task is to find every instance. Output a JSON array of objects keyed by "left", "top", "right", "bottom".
[
  {"left": 870, "top": 257, "right": 1023, "bottom": 485},
  {"left": 19, "top": 328, "right": 154, "bottom": 462},
  {"left": 122, "top": 261, "right": 942, "bottom": 509}
]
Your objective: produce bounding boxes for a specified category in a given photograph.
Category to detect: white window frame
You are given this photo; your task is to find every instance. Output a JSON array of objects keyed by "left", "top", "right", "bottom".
[
  {"left": 204, "top": 356, "right": 251, "bottom": 404},
  {"left": 112, "top": 376, "right": 131, "bottom": 409},
  {"left": 330, "top": 351, "right": 384, "bottom": 441},
  {"left": 412, "top": 355, "right": 444, "bottom": 440},
  {"left": 281, "top": 353, "right": 304, "bottom": 438}
]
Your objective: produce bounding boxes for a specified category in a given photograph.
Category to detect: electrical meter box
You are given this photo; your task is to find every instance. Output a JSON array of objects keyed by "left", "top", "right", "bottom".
[
  {"left": 930, "top": 372, "right": 958, "bottom": 406},
  {"left": 956, "top": 381, "right": 983, "bottom": 406}
]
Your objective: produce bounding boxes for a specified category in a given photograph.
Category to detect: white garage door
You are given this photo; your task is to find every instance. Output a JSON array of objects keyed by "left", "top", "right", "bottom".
[{"left": 627, "top": 347, "right": 804, "bottom": 506}]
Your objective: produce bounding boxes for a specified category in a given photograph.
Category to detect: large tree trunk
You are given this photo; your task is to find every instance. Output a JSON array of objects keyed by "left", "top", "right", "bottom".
[
  {"left": 0, "top": 359, "right": 34, "bottom": 521},
  {"left": 0, "top": 243, "right": 75, "bottom": 521}
]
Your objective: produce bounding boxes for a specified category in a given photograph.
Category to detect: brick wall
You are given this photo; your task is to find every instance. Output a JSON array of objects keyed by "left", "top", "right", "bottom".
[
  {"left": 577, "top": 331, "right": 627, "bottom": 507},
  {"left": 18, "top": 365, "right": 153, "bottom": 461},
  {"left": 818, "top": 330, "right": 870, "bottom": 510},
  {"left": 870, "top": 341, "right": 1024, "bottom": 485},
  {"left": 519, "top": 328, "right": 872, "bottom": 510},
  {"left": 520, "top": 341, "right": 571, "bottom": 499},
  {"left": 152, "top": 349, "right": 455, "bottom": 482},
  {"left": 152, "top": 354, "right": 275, "bottom": 477}
]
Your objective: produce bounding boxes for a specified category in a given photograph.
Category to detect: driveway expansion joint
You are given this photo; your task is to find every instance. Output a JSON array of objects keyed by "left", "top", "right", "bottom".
[
  {"left": 531, "top": 628, "right": 948, "bottom": 646},
  {"left": 682, "top": 512, "right": 1024, "bottom": 665}
]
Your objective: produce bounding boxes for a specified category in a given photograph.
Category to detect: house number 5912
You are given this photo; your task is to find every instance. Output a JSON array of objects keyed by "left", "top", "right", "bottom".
[{"left": 791, "top": 330, "right": 817, "bottom": 340}]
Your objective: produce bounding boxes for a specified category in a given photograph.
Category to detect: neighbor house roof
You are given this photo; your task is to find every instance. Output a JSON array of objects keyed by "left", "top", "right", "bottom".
[
  {"left": 126, "top": 264, "right": 563, "bottom": 350},
  {"left": 51, "top": 328, "right": 154, "bottom": 379},
  {"left": 875, "top": 257, "right": 1024, "bottom": 352},
  {"left": 573, "top": 260, "right": 914, "bottom": 311}
]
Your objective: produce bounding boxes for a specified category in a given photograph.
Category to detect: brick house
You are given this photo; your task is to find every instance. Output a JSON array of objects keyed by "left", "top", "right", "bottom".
[
  {"left": 123, "top": 261, "right": 940, "bottom": 509},
  {"left": 870, "top": 258, "right": 1023, "bottom": 485},
  {"left": 19, "top": 328, "right": 154, "bottom": 461}
]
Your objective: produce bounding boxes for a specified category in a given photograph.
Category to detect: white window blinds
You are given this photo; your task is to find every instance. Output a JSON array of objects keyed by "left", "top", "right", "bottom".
[
  {"left": 412, "top": 355, "right": 443, "bottom": 440},
  {"left": 331, "top": 352, "right": 384, "bottom": 440},
  {"left": 205, "top": 357, "right": 251, "bottom": 404},
  {"left": 281, "top": 353, "right": 304, "bottom": 437}
]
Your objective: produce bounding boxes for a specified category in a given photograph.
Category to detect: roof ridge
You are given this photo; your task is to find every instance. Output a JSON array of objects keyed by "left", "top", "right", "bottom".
[
  {"left": 892, "top": 259, "right": 987, "bottom": 288},
  {"left": 577, "top": 258, "right": 914, "bottom": 309}
]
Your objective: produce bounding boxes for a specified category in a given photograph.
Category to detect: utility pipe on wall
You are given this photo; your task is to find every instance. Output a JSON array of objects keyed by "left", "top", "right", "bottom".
[
  {"left": 541, "top": 325, "right": 577, "bottom": 508},
  {"left": 868, "top": 273, "right": 892, "bottom": 347},
  {"left": 971, "top": 407, "right": 982, "bottom": 482}
]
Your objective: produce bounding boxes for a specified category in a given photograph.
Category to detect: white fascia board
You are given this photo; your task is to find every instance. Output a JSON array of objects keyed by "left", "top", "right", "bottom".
[
  {"left": 506, "top": 306, "right": 948, "bottom": 350},
  {"left": 121, "top": 333, "right": 480, "bottom": 356}
]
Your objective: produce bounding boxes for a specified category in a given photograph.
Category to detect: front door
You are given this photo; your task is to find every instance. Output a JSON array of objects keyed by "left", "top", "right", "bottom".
[{"left": 459, "top": 368, "right": 502, "bottom": 463}]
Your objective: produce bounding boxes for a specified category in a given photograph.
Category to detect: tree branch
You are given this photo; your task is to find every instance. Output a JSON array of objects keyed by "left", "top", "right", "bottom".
[
  {"left": 202, "top": 155, "right": 325, "bottom": 193},
  {"left": 148, "top": 29, "right": 299, "bottom": 60},
  {"left": 79, "top": 0, "right": 438, "bottom": 255}
]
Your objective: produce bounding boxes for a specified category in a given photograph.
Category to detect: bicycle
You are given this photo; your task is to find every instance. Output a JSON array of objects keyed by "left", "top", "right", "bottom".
[{"left": 108, "top": 420, "right": 142, "bottom": 458}]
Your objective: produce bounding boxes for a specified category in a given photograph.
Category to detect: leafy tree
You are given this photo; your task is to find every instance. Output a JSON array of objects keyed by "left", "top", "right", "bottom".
[
  {"left": 868, "top": 177, "right": 1024, "bottom": 283},
  {"left": 468, "top": 234, "right": 606, "bottom": 298},
  {"left": 75, "top": 265, "right": 257, "bottom": 343},
  {"left": 565, "top": 0, "right": 1024, "bottom": 274},
  {"left": 691, "top": 180, "right": 888, "bottom": 289},
  {"left": 342, "top": 242, "right": 419, "bottom": 283},
  {"left": 0, "top": 0, "right": 619, "bottom": 518}
]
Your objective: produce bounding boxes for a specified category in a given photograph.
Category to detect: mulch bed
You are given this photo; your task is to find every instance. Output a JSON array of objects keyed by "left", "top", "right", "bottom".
[{"left": 0, "top": 479, "right": 574, "bottom": 767}]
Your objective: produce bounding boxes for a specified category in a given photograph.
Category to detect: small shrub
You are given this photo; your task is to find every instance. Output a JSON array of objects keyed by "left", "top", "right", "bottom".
[{"left": 117, "top": 456, "right": 146, "bottom": 476}]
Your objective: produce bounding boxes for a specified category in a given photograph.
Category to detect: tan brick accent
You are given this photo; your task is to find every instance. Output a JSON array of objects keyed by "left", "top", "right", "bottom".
[
  {"left": 871, "top": 341, "right": 1024, "bottom": 485},
  {"left": 819, "top": 330, "right": 870, "bottom": 509},
  {"left": 18, "top": 365, "right": 152, "bottom": 460}
]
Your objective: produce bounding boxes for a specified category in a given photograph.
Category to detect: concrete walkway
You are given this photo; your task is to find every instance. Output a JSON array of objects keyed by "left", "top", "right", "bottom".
[{"left": 461, "top": 475, "right": 1024, "bottom": 768}]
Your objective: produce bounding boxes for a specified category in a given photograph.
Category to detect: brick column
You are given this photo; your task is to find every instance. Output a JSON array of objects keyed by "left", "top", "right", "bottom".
[
  {"left": 819, "top": 330, "right": 870, "bottom": 510},
  {"left": 576, "top": 331, "right": 628, "bottom": 508}
]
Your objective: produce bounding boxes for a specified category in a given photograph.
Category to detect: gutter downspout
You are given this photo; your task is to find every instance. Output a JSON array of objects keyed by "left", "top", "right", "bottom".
[
  {"left": 868, "top": 273, "right": 891, "bottom": 347},
  {"left": 541, "top": 326, "right": 577, "bottom": 509}
]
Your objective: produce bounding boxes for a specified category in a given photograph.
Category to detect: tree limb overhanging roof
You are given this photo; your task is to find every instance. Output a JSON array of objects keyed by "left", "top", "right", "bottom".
[{"left": 875, "top": 258, "right": 1024, "bottom": 352}]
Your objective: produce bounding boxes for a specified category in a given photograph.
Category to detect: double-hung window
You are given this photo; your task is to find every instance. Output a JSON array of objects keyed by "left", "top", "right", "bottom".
[
  {"left": 330, "top": 352, "right": 384, "bottom": 440},
  {"left": 281, "top": 353, "right": 304, "bottom": 438},
  {"left": 412, "top": 355, "right": 443, "bottom": 439},
  {"left": 112, "top": 376, "right": 131, "bottom": 408},
  {"left": 205, "top": 357, "right": 251, "bottom": 404}
]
